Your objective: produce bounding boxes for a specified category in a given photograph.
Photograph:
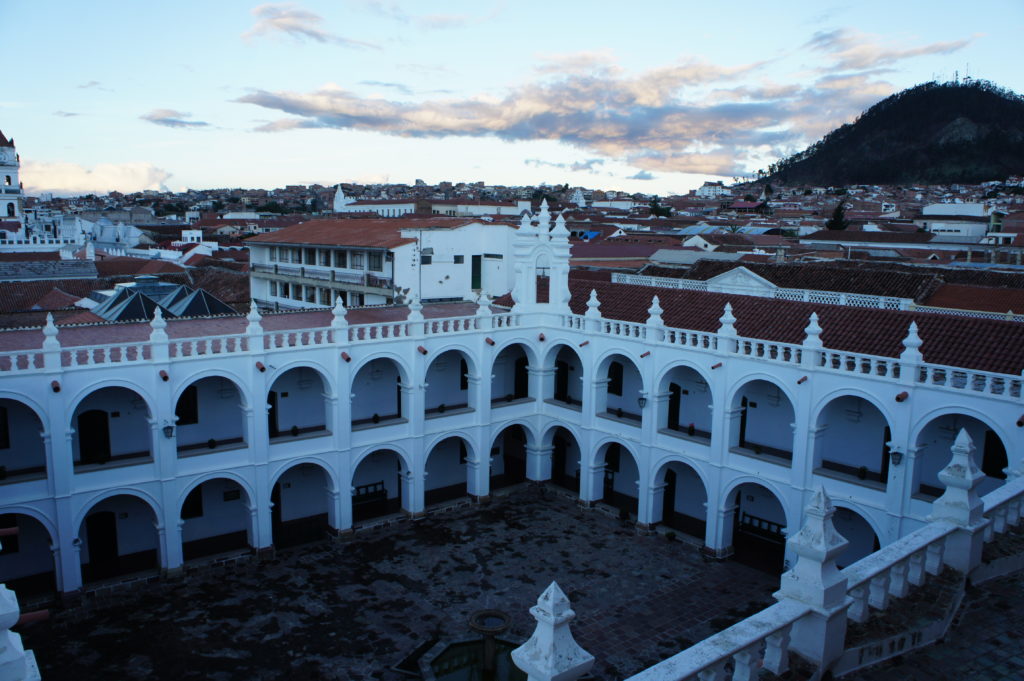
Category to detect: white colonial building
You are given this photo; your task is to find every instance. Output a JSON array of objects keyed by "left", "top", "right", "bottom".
[
  {"left": 247, "top": 215, "right": 518, "bottom": 308},
  {"left": 0, "top": 131, "right": 24, "bottom": 233},
  {"left": 0, "top": 206, "right": 1022, "bottom": 677}
]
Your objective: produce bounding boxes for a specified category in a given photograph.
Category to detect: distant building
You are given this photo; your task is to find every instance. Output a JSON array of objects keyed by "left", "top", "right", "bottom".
[
  {"left": 915, "top": 203, "right": 991, "bottom": 238},
  {"left": 695, "top": 181, "right": 729, "bottom": 199},
  {"left": 0, "top": 129, "right": 24, "bottom": 234}
]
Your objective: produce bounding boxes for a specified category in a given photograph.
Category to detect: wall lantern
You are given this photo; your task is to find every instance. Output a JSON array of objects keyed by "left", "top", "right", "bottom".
[
  {"left": 889, "top": 450, "right": 903, "bottom": 466},
  {"left": 256, "top": 361, "right": 266, "bottom": 373},
  {"left": 159, "top": 370, "right": 169, "bottom": 382},
  {"left": 162, "top": 423, "right": 175, "bottom": 439},
  {"left": 895, "top": 391, "right": 909, "bottom": 403},
  {"left": 51, "top": 380, "right": 60, "bottom": 393},
  {"left": 637, "top": 396, "right": 647, "bottom": 410}
]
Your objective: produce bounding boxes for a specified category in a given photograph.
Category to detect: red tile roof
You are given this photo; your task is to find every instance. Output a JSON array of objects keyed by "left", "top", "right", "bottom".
[
  {"left": 245, "top": 218, "right": 497, "bottom": 249},
  {"left": 924, "top": 284, "right": 1024, "bottom": 314},
  {"left": 803, "top": 230, "right": 934, "bottom": 243}
]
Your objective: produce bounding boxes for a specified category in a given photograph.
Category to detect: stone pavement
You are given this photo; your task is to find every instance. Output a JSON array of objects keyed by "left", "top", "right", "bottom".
[{"left": 18, "top": 485, "right": 779, "bottom": 681}]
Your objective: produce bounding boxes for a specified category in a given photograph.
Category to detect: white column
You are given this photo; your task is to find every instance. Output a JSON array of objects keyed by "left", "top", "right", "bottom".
[{"left": 526, "top": 445, "right": 553, "bottom": 482}]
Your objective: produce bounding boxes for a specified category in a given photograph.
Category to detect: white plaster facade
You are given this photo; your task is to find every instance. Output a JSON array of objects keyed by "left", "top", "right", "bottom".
[{"left": 0, "top": 209, "right": 1020, "bottom": 616}]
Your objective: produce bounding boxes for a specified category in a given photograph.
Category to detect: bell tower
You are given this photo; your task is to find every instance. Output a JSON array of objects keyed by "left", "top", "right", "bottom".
[{"left": 0, "top": 130, "right": 23, "bottom": 222}]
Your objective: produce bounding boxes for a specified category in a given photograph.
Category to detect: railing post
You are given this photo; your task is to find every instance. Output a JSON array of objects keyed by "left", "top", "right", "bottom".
[
  {"left": 41, "top": 312, "right": 61, "bottom": 371},
  {"left": 927, "top": 429, "right": 990, "bottom": 573},
  {"left": 774, "top": 488, "right": 851, "bottom": 671}
]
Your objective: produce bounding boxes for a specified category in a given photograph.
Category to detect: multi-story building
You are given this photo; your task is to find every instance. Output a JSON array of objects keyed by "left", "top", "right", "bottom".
[
  {"left": 0, "top": 207, "right": 1021, "bottom": 676},
  {"left": 246, "top": 216, "right": 518, "bottom": 307},
  {"left": 0, "top": 130, "right": 24, "bottom": 234}
]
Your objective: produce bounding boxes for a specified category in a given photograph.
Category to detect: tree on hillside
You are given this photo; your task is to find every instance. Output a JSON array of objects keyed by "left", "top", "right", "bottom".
[
  {"left": 826, "top": 202, "right": 849, "bottom": 231},
  {"left": 649, "top": 196, "right": 672, "bottom": 217}
]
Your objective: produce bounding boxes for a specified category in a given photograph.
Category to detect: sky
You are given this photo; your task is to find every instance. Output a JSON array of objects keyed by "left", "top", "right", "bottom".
[{"left": 2, "top": 0, "right": 1022, "bottom": 197}]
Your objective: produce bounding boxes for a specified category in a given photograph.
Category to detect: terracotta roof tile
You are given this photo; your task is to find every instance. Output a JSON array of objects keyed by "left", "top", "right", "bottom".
[{"left": 245, "top": 217, "right": 495, "bottom": 249}]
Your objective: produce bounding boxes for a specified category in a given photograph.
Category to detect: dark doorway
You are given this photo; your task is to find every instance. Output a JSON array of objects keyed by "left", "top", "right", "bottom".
[
  {"left": 667, "top": 383, "right": 681, "bottom": 430},
  {"left": 267, "top": 391, "right": 279, "bottom": 437},
  {"left": 513, "top": 356, "right": 529, "bottom": 399},
  {"left": 78, "top": 410, "right": 111, "bottom": 464},
  {"left": 661, "top": 469, "right": 676, "bottom": 525},
  {"left": 85, "top": 512, "right": 118, "bottom": 579},
  {"left": 738, "top": 396, "right": 749, "bottom": 448},
  {"left": 732, "top": 506, "right": 786, "bottom": 574},
  {"left": 471, "top": 255, "right": 482, "bottom": 290},
  {"left": 983, "top": 430, "right": 1008, "bottom": 479},
  {"left": 554, "top": 360, "right": 569, "bottom": 402}
]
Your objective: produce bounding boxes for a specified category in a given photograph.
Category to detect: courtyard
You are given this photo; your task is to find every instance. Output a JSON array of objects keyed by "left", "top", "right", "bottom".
[{"left": 19, "top": 485, "right": 780, "bottom": 680}]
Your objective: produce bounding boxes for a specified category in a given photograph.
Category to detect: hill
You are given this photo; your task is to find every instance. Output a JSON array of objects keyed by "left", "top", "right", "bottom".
[{"left": 763, "top": 80, "right": 1024, "bottom": 186}]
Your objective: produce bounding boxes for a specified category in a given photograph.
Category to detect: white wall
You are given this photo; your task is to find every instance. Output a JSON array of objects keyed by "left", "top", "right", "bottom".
[
  {"left": 734, "top": 381, "right": 794, "bottom": 452},
  {"left": 814, "top": 396, "right": 889, "bottom": 472},
  {"left": 269, "top": 369, "right": 327, "bottom": 432},
  {"left": 425, "top": 438, "right": 467, "bottom": 491},
  {"left": 666, "top": 463, "right": 707, "bottom": 518},
  {"left": 72, "top": 388, "right": 151, "bottom": 461},
  {"left": 80, "top": 495, "right": 158, "bottom": 562},
  {"left": 276, "top": 464, "right": 329, "bottom": 522},
  {"left": 352, "top": 359, "right": 402, "bottom": 421},
  {"left": 425, "top": 351, "right": 468, "bottom": 410},
  {"left": 0, "top": 399, "right": 45, "bottom": 472},
  {"left": 0, "top": 515, "right": 52, "bottom": 580},
  {"left": 176, "top": 378, "right": 245, "bottom": 447},
  {"left": 180, "top": 479, "right": 250, "bottom": 543},
  {"left": 353, "top": 450, "right": 402, "bottom": 500},
  {"left": 664, "top": 368, "right": 713, "bottom": 433},
  {"left": 491, "top": 345, "right": 528, "bottom": 400}
]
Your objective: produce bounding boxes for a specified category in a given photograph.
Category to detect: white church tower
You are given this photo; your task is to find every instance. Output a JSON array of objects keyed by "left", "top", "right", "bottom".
[
  {"left": 332, "top": 184, "right": 355, "bottom": 212},
  {"left": 0, "top": 130, "right": 23, "bottom": 224}
]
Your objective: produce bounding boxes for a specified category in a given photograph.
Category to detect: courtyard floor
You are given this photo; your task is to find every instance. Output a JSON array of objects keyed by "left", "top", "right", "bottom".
[{"left": 18, "top": 485, "right": 781, "bottom": 681}]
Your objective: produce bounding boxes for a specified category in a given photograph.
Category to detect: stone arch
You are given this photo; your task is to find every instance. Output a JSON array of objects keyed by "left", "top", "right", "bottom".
[
  {"left": 490, "top": 341, "right": 535, "bottom": 405},
  {"left": 912, "top": 409, "right": 1010, "bottom": 498},
  {"left": 0, "top": 509, "right": 57, "bottom": 598},
  {"left": 489, "top": 424, "right": 532, "bottom": 490},
  {"left": 173, "top": 374, "right": 248, "bottom": 453},
  {"left": 831, "top": 503, "right": 882, "bottom": 569},
  {"left": 424, "top": 435, "right": 474, "bottom": 506},
  {"left": 812, "top": 392, "right": 894, "bottom": 487},
  {"left": 266, "top": 365, "right": 330, "bottom": 440},
  {"left": 727, "top": 377, "right": 796, "bottom": 462},
  {"left": 424, "top": 347, "right": 476, "bottom": 415},
  {"left": 351, "top": 356, "right": 408, "bottom": 427},
  {"left": 542, "top": 343, "right": 583, "bottom": 406},
  {"left": 0, "top": 396, "right": 48, "bottom": 481},
  {"left": 270, "top": 461, "right": 335, "bottom": 548},
  {"left": 178, "top": 474, "right": 255, "bottom": 561},
  {"left": 591, "top": 438, "right": 641, "bottom": 515},
  {"left": 651, "top": 458, "right": 709, "bottom": 539},
  {"left": 541, "top": 423, "right": 583, "bottom": 493},
  {"left": 77, "top": 491, "right": 160, "bottom": 583},
  {"left": 70, "top": 385, "right": 154, "bottom": 467},
  {"left": 593, "top": 351, "right": 645, "bottom": 424},
  {"left": 351, "top": 448, "right": 408, "bottom": 523},
  {"left": 721, "top": 478, "right": 790, "bottom": 574},
  {"left": 655, "top": 362, "right": 714, "bottom": 441}
]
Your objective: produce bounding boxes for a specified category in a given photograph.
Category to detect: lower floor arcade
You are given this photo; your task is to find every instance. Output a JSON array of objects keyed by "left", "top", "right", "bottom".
[{"left": 0, "top": 419, "right": 908, "bottom": 602}]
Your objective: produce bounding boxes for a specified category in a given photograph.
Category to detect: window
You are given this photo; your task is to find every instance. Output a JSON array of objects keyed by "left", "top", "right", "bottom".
[
  {"left": 292, "top": 284, "right": 302, "bottom": 300},
  {"left": 484, "top": 253, "right": 503, "bottom": 259},
  {"left": 305, "top": 286, "right": 316, "bottom": 303},
  {"left": 368, "top": 252, "right": 383, "bottom": 272},
  {"left": 334, "top": 250, "right": 347, "bottom": 268},
  {"left": 269, "top": 247, "right": 277, "bottom": 262},
  {"left": 421, "top": 255, "right": 432, "bottom": 265},
  {"left": 319, "top": 287, "right": 332, "bottom": 305},
  {"left": 319, "top": 250, "right": 330, "bottom": 266},
  {"left": 270, "top": 281, "right": 278, "bottom": 296},
  {"left": 608, "top": 361, "right": 624, "bottom": 396},
  {"left": 176, "top": 385, "right": 199, "bottom": 426},
  {"left": 181, "top": 487, "right": 204, "bottom": 519},
  {"left": 304, "top": 248, "right": 316, "bottom": 265},
  {"left": 454, "top": 255, "right": 464, "bottom": 264},
  {"left": 351, "top": 251, "right": 365, "bottom": 268},
  {"left": 3, "top": 176, "right": 9, "bottom": 187},
  {"left": 5, "top": 204, "right": 13, "bottom": 218},
  {"left": 280, "top": 282, "right": 290, "bottom": 298}
]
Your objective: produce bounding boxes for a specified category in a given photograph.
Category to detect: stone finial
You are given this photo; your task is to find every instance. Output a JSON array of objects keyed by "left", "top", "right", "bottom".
[
  {"left": 476, "top": 291, "right": 492, "bottom": 317},
  {"left": 718, "top": 302, "right": 737, "bottom": 336},
  {"left": 900, "top": 321, "right": 923, "bottom": 363},
  {"left": 646, "top": 295, "right": 664, "bottom": 327},
  {"left": 0, "top": 577, "right": 41, "bottom": 681},
  {"left": 929, "top": 428, "right": 985, "bottom": 527},
  {"left": 803, "top": 312, "right": 822, "bottom": 348},
  {"left": 538, "top": 199, "right": 551, "bottom": 231},
  {"left": 776, "top": 487, "right": 849, "bottom": 611},
  {"left": 42, "top": 313, "right": 60, "bottom": 350},
  {"left": 245, "top": 300, "right": 263, "bottom": 335},
  {"left": 512, "top": 582, "right": 594, "bottom": 681},
  {"left": 331, "top": 296, "right": 349, "bottom": 329},
  {"left": 551, "top": 213, "right": 570, "bottom": 240},
  {"left": 407, "top": 294, "right": 424, "bottom": 322},
  {"left": 585, "top": 289, "right": 602, "bottom": 318},
  {"left": 519, "top": 211, "right": 534, "bottom": 234},
  {"left": 149, "top": 306, "right": 169, "bottom": 342}
]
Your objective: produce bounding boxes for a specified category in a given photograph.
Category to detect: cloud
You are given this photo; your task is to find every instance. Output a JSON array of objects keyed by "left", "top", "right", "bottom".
[
  {"left": 77, "top": 81, "right": 111, "bottom": 92},
  {"left": 525, "top": 158, "right": 606, "bottom": 173},
  {"left": 534, "top": 50, "right": 619, "bottom": 76},
  {"left": 359, "top": 1, "right": 500, "bottom": 30},
  {"left": 53, "top": 111, "right": 80, "bottom": 117},
  {"left": 140, "top": 109, "right": 210, "bottom": 128},
  {"left": 359, "top": 80, "right": 413, "bottom": 95},
  {"left": 243, "top": 3, "right": 378, "bottom": 48},
  {"left": 628, "top": 170, "right": 655, "bottom": 180},
  {"left": 805, "top": 28, "right": 975, "bottom": 70},
  {"left": 21, "top": 160, "right": 172, "bottom": 196}
]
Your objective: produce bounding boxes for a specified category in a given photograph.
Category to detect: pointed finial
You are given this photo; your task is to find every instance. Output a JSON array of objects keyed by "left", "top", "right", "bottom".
[
  {"left": 245, "top": 300, "right": 263, "bottom": 335},
  {"left": 538, "top": 199, "right": 551, "bottom": 231},
  {"left": 646, "top": 295, "right": 664, "bottom": 326},
  {"left": 900, "top": 321, "right": 923, "bottom": 363},
  {"left": 929, "top": 428, "right": 985, "bottom": 528},
  {"left": 476, "top": 291, "right": 492, "bottom": 317},
  {"left": 552, "top": 213, "right": 569, "bottom": 240},
  {"left": 331, "top": 295, "right": 349, "bottom": 329},
  {"left": 585, "top": 289, "right": 602, "bottom": 318},
  {"left": 718, "top": 302, "right": 736, "bottom": 336},
  {"left": 512, "top": 582, "right": 594, "bottom": 681},
  {"left": 803, "top": 311, "right": 823, "bottom": 348},
  {"left": 519, "top": 212, "right": 533, "bottom": 233},
  {"left": 775, "top": 486, "right": 849, "bottom": 609},
  {"left": 151, "top": 306, "right": 166, "bottom": 330},
  {"left": 42, "top": 312, "right": 60, "bottom": 350},
  {"left": 407, "top": 293, "right": 424, "bottom": 322}
]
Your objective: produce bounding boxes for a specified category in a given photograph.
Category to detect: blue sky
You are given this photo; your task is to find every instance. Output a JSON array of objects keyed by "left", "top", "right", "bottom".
[{"left": 2, "top": 0, "right": 1022, "bottom": 196}]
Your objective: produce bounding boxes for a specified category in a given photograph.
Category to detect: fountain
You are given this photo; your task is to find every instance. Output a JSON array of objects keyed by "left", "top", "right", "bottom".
[{"left": 416, "top": 609, "right": 526, "bottom": 681}]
